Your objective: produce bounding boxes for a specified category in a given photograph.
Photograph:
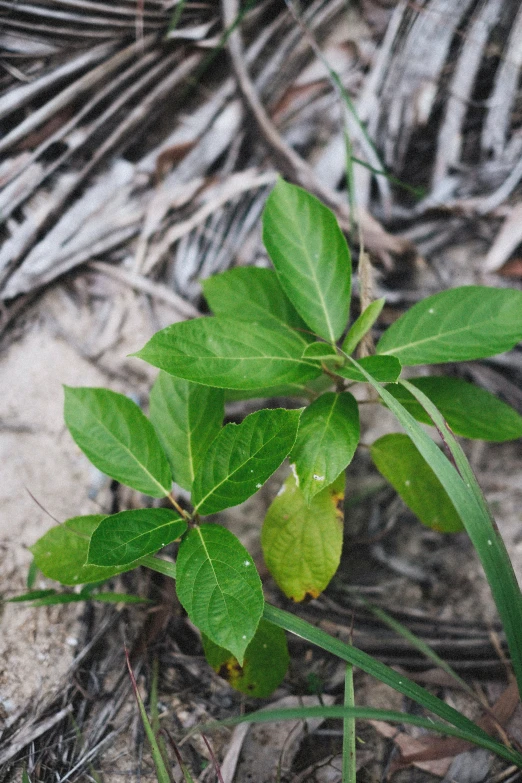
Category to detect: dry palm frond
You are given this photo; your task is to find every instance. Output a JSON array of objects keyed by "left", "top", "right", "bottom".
[{"left": 0, "top": 0, "right": 411, "bottom": 308}]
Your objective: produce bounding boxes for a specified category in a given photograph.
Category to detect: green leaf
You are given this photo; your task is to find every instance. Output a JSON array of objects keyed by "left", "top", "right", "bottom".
[
  {"left": 262, "top": 179, "right": 351, "bottom": 343},
  {"left": 192, "top": 408, "right": 301, "bottom": 515},
  {"left": 7, "top": 589, "right": 57, "bottom": 602},
  {"left": 224, "top": 383, "right": 312, "bottom": 402},
  {"left": 134, "top": 317, "right": 322, "bottom": 390},
  {"left": 262, "top": 473, "right": 344, "bottom": 600},
  {"left": 371, "top": 434, "right": 463, "bottom": 532},
  {"left": 88, "top": 508, "right": 187, "bottom": 567},
  {"left": 35, "top": 592, "right": 149, "bottom": 606},
  {"left": 7, "top": 589, "right": 148, "bottom": 606},
  {"left": 342, "top": 298, "right": 385, "bottom": 355},
  {"left": 202, "top": 618, "right": 289, "bottom": 697},
  {"left": 376, "top": 286, "right": 522, "bottom": 365},
  {"left": 30, "top": 515, "right": 144, "bottom": 585},
  {"left": 337, "top": 355, "right": 401, "bottom": 383},
  {"left": 176, "top": 524, "right": 264, "bottom": 663},
  {"left": 290, "top": 392, "right": 359, "bottom": 502},
  {"left": 202, "top": 267, "right": 311, "bottom": 339},
  {"left": 149, "top": 373, "right": 224, "bottom": 491},
  {"left": 64, "top": 387, "right": 172, "bottom": 498},
  {"left": 384, "top": 376, "right": 522, "bottom": 442}
]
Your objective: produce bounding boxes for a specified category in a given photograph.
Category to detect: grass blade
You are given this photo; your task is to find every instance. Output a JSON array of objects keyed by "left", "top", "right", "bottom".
[
  {"left": 125, "top": 649, "right": 172, "bottom": 783},
  {"left": 346, "top": 357, "right": 522, "bottom": 702},
  {"left": 263, "top": 604, "right": 494, "bottom": 744},
  {"left": 343, "top": 664, "right": 357, "bottom": 783},
  {"left": 193, "top": 705, "right": 522, "bottom": 767},
  {"left": 400, "top": 378, "right": 522, "bottom": 700}
]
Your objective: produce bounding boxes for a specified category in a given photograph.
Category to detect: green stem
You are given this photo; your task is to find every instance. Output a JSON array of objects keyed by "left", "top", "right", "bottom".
[
  {"left": 142, "top": 555, "right": 176, "bottom": 580},
  {"left": 342, "top": 664, "right": 357, "bottom": 783}
]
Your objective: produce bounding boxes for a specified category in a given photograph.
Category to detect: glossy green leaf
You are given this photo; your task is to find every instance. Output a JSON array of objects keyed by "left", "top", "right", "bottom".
[
  {"left": 202, "top": 618, "right": 289, "bottom": 697},
  {"left": 371, "top": 434, "right": 463, "bottom": 532},
  {"left": 263, "top": 179, "right": 351, "bottom": 343},
  {"left": 64, "top": 387, "right": 172, "bottom": 498},
  {"left": 134, "top": 317, "right": 322, "bottom": 390},
  {"left": 88, "top": 508, "right": 186, "bottom": 567},
  {"left": 192, "top": 408, "right": 301, "bottom": 515},
  {"left": 149, "top": 372, "right": 224, "bottom": 491},
  {"left": 176, "top": 524, "right": 264, "bottom": 663},
  {"left": 290, "top": 392, "right": 359, "bottom": 503},
  {"left": 262, "top": 473, "right": 344, "bottom": 601},
  {"left": 341, "top": 298, "right": 385, "bottom": 355},
  {"left": 376, "top": 286, "right": 522, "bottom": 365},
  {"left": 337, "top": 355, "right": 401, "bottom": 383},
  {"left": 202, "top": 267, "right": 311, "bottom": 339},
  {"left": 384, "top": 376, "right": 522, "bottom": 441},
  {"left": 30, "top": 515, "right": 143, "bottom": 585}
]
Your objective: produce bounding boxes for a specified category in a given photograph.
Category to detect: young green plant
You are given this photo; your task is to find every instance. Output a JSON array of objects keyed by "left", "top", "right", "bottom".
[{"left": 26, "top": 178, "right": 522, "bottom": 767}]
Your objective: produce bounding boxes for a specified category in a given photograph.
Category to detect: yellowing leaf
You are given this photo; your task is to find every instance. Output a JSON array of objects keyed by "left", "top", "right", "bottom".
[
  {"left": 261, "top": 473, "right": 344, "bottom": 601},
  {"left": 371, "top": 434, "right": 463, "bottom": 532},
  {"left": 202, "top": 619, "right": 289, "bottom": 697}
]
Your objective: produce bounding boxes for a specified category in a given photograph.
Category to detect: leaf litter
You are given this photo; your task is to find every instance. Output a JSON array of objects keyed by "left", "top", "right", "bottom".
[{"left": 1, "top": 0, "right": 522, "bottom": 780}]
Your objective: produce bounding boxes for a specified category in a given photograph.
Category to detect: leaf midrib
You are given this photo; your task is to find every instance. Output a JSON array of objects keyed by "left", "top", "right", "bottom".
[
  {"left": 194, "top": 529, "right": 238, "bottom": 647},
  {"left": 194, "top": 422, "right": 286, "bottom": 512},
  {"left": 287, "top": 227, "right": 336, "bottom": 344},
  {"left": 80, "top": 402, "right": 169, "bottom": 496},
  {"left": 101, "top": 516, "right": 182, "bottom": 562},
  {"left": 378, "top": 317, "right": 505, "bottom": 358}
]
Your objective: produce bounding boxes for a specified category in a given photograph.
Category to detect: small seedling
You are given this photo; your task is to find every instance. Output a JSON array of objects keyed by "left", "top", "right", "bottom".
[{"left": 27, "top": 179, "right": 522, "bottom": 769}]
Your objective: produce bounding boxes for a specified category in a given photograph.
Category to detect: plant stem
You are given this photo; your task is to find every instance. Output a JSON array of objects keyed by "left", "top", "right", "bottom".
[
  {"left": 141, "top": 555, "right": 176, "bottom": 580},
  {"left": 167, "top": 493, "right": 190, "bottom": 520},
  {"left": 342, "top": 664, "right": 357, "bottom": 783}
]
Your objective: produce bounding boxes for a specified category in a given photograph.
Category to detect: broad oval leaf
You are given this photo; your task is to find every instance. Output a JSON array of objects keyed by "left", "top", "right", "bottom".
[
  {"left": 371, "top": 434, "right": 463, "bottom": 532},
  {"left": 192, "top": 408, "right": 301, "bottom": 515},
  {"left": 176, "top": 524, "right": 264, "bottom": 663},
  {"left": 30, "top": 515, "right": 143, "bottom": 585},
  {"left": 261, "top": 473, "right": 345, "bottom": 601},
  {"left": 263, "top": 179, "right": 351, "bottom": 343},
  {"left": 384, "top": 376, "right": 522, "bottom": 442},
  {"left": 149, "top": 373, "right": 224, "bottom": 491},
  {"left": 134, "top": 317, "right": 321, "bottom": 390},
  {"left": 202, "top": 619, "right": 289, "bottom": 698},
  {"left": 376, "top": 286, "right": 522, "bottom": 365},
  {"left": 342, "top": 298, "right": 385, "bottom": 355},
  {"left": 202, "top": 267, "right": 311, "bottom": 340},
  {"left": 88, "top": 508, "right": 187, "bottom": 566},
  {"left": 290, "top": 392, "right": 359, "bottom": 503},
  {"left": 64, "top": 387, "right": 172, "bottom": 498},
  {"left": 338, "top": 355, "right": 401, "bottom": 383}
]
